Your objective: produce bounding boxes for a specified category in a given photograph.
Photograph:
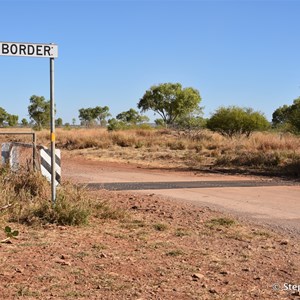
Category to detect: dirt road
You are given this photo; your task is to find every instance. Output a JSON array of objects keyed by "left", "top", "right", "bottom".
[{"left": 63, "top": 156, "right": 300, "bottom": 236}]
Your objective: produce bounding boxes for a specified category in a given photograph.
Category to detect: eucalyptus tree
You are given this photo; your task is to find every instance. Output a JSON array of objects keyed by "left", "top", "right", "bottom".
[{"left": 138, "top": 83, "right": 202, "bottom": 127}]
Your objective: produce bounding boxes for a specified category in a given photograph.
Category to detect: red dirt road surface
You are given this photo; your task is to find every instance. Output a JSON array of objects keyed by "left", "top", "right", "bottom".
[{"left": 63, "top": 156, "right": 300, "bottom": 237}]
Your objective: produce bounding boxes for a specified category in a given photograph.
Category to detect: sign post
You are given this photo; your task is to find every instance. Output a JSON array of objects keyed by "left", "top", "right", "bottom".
[
  {"left": 50, "top": 57, "right": 56, "bottom": 203},
  {"left": 0, "top": 41, "right": 58, "bottom": 203}
]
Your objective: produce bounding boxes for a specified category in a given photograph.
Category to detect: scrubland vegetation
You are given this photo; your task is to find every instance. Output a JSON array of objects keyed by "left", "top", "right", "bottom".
[
  {"left": 0, "top": 168, "right": 86, "bottom": 226},
  {"left": 0, "top": 167, "right": 126, "bottom": 228},
  {"left": 45, "top": 128, "right": 300, "bottom": 178},
  {"left": 1, "top": 127, "right": 299, "bottom": 178}
]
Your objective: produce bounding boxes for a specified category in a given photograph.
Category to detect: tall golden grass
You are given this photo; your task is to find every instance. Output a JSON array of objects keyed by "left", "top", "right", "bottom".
[
  {"left": 1, "top": 127, "right": 299, "bottom": 176},
  {"left": 0, "top": 167, "right": 91, "bottom": 226},
  {"left": 0, "top": 167, "right": 129, "bottom": 226}
]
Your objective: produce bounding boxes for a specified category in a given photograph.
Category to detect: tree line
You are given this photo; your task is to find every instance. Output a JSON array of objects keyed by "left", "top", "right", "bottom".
[
  {"left": 0, "top": 107, "right": 21, "bottom": 127},
  {"left": 1, "top": 83, "right": 300, "bottom": 137}
]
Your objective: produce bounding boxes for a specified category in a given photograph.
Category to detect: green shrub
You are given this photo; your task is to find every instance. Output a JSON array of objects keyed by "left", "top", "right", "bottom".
[
  {"left": 207, "top": 106, "right": 270, "bottom": 138},
  {"left": 107, "top": 118, "right": 129, "bottom": 131},
  {"left": 272, "top": 97, "right": 300, "bottom": 133}
]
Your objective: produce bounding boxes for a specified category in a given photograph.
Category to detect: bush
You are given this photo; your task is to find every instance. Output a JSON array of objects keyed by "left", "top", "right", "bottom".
[
  {"left": 107, "top": 118, "right": 152, "bottom": 131},
  {"left": 10, "top": 169, "right": 48, "bottom": 197},
  {"left": 0, "top": 168, "right": 131, "bottom": 226},
  {"left": 14, "top": 193, "right": 90, "bottom": 226},
  {"left": 107, "top": 118, "right": 129, "bottom": 131},
  {"left": 207, "top": 106, "right": 270, "bottom": 138},
  {"left": 0, "top": 169, "right": 91, "bottom": 226},
  {"left": 272, "top": 98, "right": 300, "bottom": 133}
]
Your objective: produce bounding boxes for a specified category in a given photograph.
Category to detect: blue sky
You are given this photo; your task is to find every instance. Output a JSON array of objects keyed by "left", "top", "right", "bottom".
[{"left": 0, "top": 0, "right": 300, "bottom": 124}]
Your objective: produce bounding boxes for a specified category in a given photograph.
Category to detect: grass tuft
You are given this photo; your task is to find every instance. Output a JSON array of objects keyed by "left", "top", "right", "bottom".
[
  {"left": 0, "top": 169, "right": 91, "bottom": 226},
  {"left": 153, "top": 223, "right": 168, "bottom": 231},
  {"left": 166, "top": 249, "right": 185, "bottom": 256},
  {"left": 206, "top": 217, "right": 236, "bottom": 228},
  {"left": 94, "top": 201, "right": 128, "bottom": 220}
]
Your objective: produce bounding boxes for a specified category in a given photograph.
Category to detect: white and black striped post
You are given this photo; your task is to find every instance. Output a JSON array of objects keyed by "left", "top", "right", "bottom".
[{"left": 40, "top": 148, "right": 61, "bottom": 186}]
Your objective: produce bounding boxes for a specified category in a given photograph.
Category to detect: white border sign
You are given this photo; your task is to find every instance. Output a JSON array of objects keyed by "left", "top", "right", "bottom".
[
  {"left": 0, "top": 42, "right": 58, "bottom": 58},
  {"left": 1, "top": 40, "right": 58, "bottom": 203}
]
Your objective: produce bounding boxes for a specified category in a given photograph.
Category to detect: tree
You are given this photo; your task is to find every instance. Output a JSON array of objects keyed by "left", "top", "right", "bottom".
[
  {"left": 21, "top": 118, "right": 29, "bottom": 126},
  {"left": 272, "top": 98, "right": 300, "bottom": 133},
  {"left": 288, "top": 98, "right": 300, "bottom": 132},
  {"left": 28, "top": 95, "right": 50, "bottom": 130},
  {"left": 155, "top": 118, "right": 165, "bottom": 127},
  {"left": 78, "top": 108, "right": 95, "bottom": 126},
  {"left": 72, "top": 118, "right": 76, "bottom": 126},
  {"left": 108, "top": 109, "right": 149, "bottom": 131},
  {"left": 0, "top": 107, "right": 19, "bottom": 127},
  {"left": 79, "top": 106, "right": 111, "bottom": 127},
  {"left": 55, "top": 117, "right": 63, "bottom": 127},
  {"left": 207, "top": 106, "right": 269, "bottom": 138},
  {"left": 7, "top": 114, "right": 18, "bottom": 127},
  {"left": 272, "top": 105, "right": 290, "bottom": 127},
  {"left": 0, "top": 107, "right": 8, "bottom": 126},
  {"left": 116, "top": 108, "right": 149, "bottom": 125},
  {"left": 138, "top": 83, "right": 202, "bottom": 126},
  {"left": 174, "top": 108, "right": 205, "bottom": 130},
  {"left": 93, "top": 106, "right": 111, "bottom": 126}
]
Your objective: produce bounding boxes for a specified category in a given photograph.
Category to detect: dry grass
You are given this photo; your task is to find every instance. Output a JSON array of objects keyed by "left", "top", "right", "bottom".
[
  {"left": 212, "top": 132, "right": 300, "bottom": 175},
  {"left": 0, "top": 167, "right": 130, "bottom": 227},
  {"left": 1, "top": 127, "right": 300, "bottom": 177},
  {"left": 0, "top": 168, "right": 91, "bottom": 226}
]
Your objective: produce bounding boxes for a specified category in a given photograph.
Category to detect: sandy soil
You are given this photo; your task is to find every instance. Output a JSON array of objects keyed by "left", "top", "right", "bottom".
[
  {"left": 0, "top": 190, "right": 300, "bottom": 300},
  {"left": 1, "top": 153, "right": 300, "bottom": 299}
]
